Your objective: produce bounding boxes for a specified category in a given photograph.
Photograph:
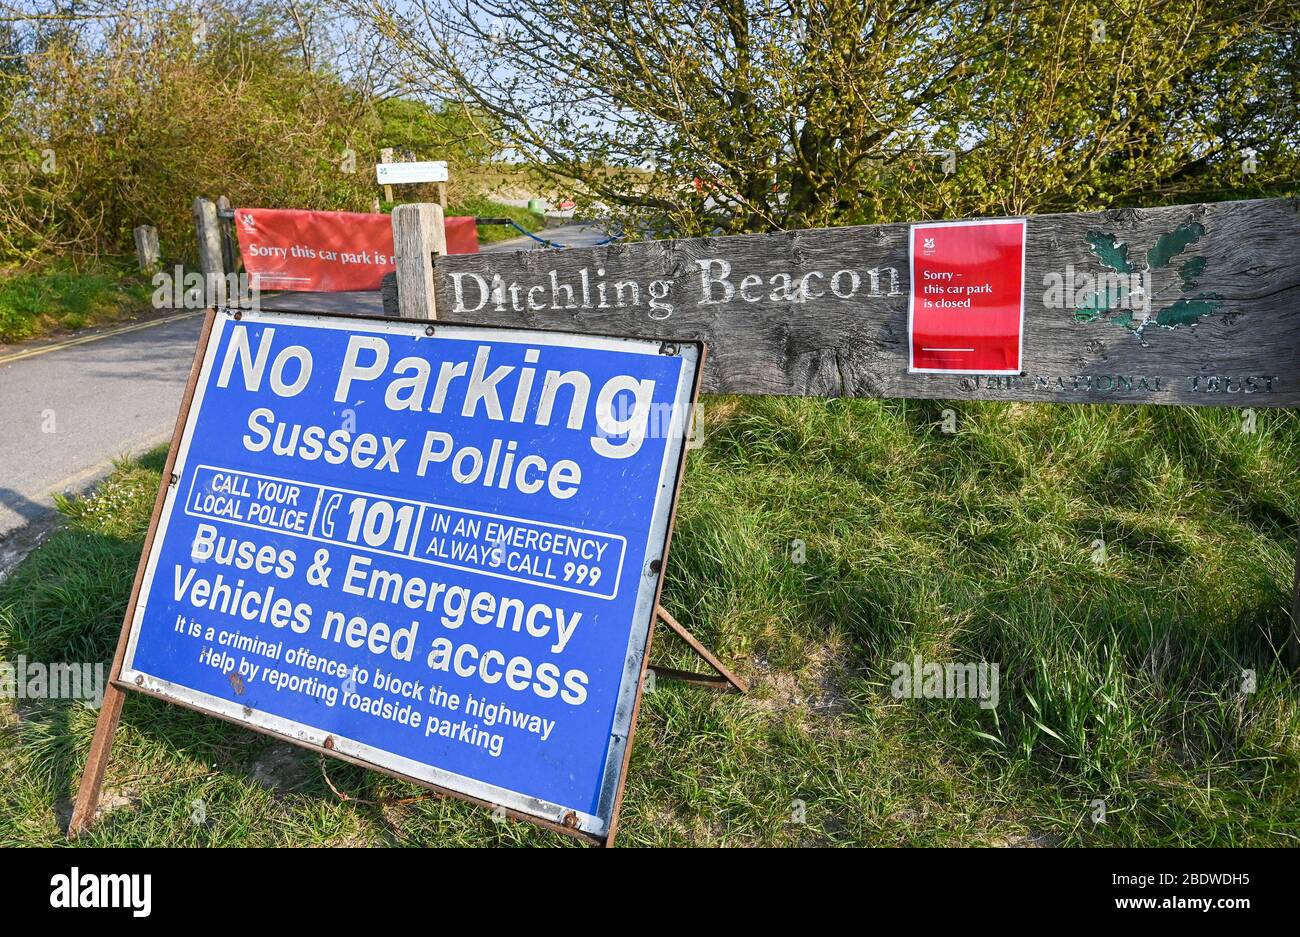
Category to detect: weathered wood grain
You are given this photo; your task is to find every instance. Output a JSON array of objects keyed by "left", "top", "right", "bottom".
[
  {"left": 133, "top": 225, "right": 159, "bottom": 272},
  {"left": 380, "top": 271, "right": 399, "bottom": 318},
  {"left": 428, "top": 198, "right": 1299, "bottom": 407},
  {"left": 193, "top": 197, "right": 224, "bottom": 281},
  {"left": 216, "top": 195, "right": 243, "bottom": 276},
  {"left": 392, "top": 203, "right": 445, "bottom": 320}
]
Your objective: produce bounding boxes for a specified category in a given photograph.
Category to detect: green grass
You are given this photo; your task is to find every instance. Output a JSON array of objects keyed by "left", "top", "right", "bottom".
[
  {"left": 0, "top": 262, "right": 154, "bottom": 345},
  {"left": 1, "top": 400, "right": 1297, "bottom": 847},
  {"left": 449, "top": 196, "right": 546, "bottom": 245},
  {"left": 380, "top": 196, "right": 546, "bottom": 246}
]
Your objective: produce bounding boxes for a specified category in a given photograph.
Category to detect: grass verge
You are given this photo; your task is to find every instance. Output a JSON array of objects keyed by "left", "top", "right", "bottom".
[
  {"left": 383, "top": 196, "right": 546, "bottom": 246},
  {"left": 0, "top": 262, "right": 154, "bottom": 345},
  {"left": 1, "top": 400, "right": 1296, "bottom": 846},
  {"left": 450, "top": 196, "right": 546, "bottom": 245}
]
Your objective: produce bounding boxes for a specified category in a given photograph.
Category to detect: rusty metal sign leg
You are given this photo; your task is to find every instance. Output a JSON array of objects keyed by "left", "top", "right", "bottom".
[
  {"left": 67, "top": 310, "right": 219, "bottom": 838},
  {"left": 652, "top": 606, "right": 748, "bottom": 694},
  {"left": 68, "top": 682, "right": 127, "bottom": 835}
]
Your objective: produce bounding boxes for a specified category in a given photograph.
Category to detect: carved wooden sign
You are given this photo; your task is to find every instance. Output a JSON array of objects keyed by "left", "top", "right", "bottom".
[{"left": 426, "top": 198, "right": 1299, "bottom": 408}]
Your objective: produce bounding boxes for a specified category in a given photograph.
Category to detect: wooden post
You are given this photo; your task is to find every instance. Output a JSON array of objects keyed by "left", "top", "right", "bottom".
[
  {"left": 429, "top": 196, "right": 1300, "bottom": 406},
  {"left": 133, "top": 225, "right": 160, "bottom": 272},
  {"left": 216, "top": 195, "right": 242, "bottom": 276},
  {"left": 436, "top": 181, "right": 447, "bottom": 211},
  {"left": 391, "top": 203, "right": 446, "bottom": 320},
  {"left": 192, "top": 197, "right": 225, "bottom": 307},
  {"left": 380, "top": 147, "right": 394, "bottom": 205}
]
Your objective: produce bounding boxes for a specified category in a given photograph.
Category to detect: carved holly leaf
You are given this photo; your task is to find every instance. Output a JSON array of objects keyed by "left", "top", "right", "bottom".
[{"left": 1080, "top": 222, "right": 1223, "bottom": 339}]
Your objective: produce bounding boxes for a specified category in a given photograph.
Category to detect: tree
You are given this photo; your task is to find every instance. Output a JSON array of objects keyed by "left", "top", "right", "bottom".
[
  {"left": 0, "top": 0, "right": 503, "bottom": 263},
  {"left": 359, "top": 0, "right": 1300, "bottom": 236}
]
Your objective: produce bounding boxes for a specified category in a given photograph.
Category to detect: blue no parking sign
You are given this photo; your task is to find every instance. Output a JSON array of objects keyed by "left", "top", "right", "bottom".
[{"left": 119, "top": 309, "right": 701, "bottom": 840}]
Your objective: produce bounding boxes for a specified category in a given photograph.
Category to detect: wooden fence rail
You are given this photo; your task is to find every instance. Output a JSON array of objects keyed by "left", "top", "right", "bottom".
[{"left": 424, "top": 197, "right": 1299, "bottom": 408}]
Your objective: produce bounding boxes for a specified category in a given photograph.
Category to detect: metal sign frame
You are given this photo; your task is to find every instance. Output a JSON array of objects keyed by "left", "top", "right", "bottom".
[{"left": 70, "top": 307, "right": 707, "bottom": 846}]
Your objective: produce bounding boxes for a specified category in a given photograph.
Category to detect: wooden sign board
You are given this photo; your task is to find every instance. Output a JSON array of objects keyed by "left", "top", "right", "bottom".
[{"left": 428, "top": 198, "right": 1299, "bottom": 408}]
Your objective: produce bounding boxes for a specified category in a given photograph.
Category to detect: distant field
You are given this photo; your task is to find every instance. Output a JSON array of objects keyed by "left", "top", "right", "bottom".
[
  {"left": 447, "top": 196, "right": 545, "bottom": 244},
  {"left": 2, "top": 399, "right": 1296, "bottom": 847}
]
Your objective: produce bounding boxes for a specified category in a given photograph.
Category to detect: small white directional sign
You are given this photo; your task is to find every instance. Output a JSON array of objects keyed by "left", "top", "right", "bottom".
[{"left": 376, "top": 160, "right": 449, "bottom": 186}]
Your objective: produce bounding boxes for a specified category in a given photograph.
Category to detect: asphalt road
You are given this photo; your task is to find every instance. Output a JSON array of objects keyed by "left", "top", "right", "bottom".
[{"left": 0, "top": 222, "right": 610, "bottom": 576}]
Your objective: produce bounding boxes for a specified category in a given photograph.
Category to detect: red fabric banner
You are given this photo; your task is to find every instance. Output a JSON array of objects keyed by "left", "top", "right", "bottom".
[{"left": 234, "top": 208, "right": 478, "bottom": 292}]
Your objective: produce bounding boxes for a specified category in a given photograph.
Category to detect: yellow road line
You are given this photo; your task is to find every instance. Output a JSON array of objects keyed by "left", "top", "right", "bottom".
[
  {"left": 44, "top": 429, "right": 175, "bottom": 498},
  {"left": 0, "top": 310, "right": 202, "bottom": 366}
]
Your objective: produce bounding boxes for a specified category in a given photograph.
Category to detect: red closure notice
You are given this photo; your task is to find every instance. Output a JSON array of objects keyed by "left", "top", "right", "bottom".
[
  {"left": 234, "top": 208, "right": 478, "bottom": 292},
  {"left": 907, "top": 218, "right": 1026, "bottom": 374}
]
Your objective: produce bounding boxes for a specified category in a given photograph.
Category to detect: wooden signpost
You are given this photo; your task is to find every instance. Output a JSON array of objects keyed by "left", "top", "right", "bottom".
[
  {"left": 379, "top": 148, "right": 395, "bottom": 204},
  {"left": 377, "top": 154, "right": 449, "bottom": 210},
  {"left": 426, "top": 197, "right": 1298, "bottom": 408}
]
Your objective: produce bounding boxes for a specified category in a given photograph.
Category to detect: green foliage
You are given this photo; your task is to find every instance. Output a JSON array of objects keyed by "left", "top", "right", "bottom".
[
  {"left": 378, "top": 0, "right": 1300, "bottom": 236},
  {"left": 378, "top": 99, "right": 499, "bottom": 167},
  {"left": 0, "top": 2, "right": 503, "bottom": 265},
  {"left": 0, "top": 263, "right": 152, "bottom": 343}
]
